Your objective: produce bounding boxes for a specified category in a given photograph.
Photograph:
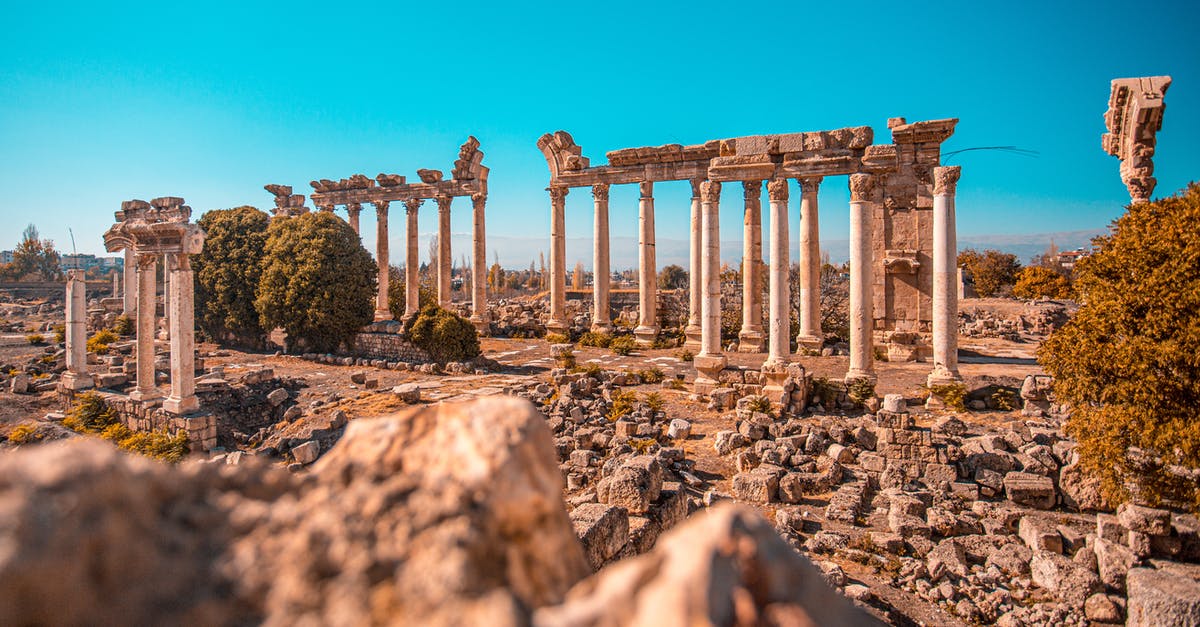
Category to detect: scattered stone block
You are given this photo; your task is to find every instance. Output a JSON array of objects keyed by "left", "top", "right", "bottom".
[
  {"left": 1126, "top": 566, "right": 1200, "bottom": 627},
  {"left": 1019, "top": 516, "right": 1064, "bottom": 554},
  {"left": 1003, "top": 471, "right": 1056, "bottom": 509},
  {"left": 1030, "top": 550, "right": 1102, "bottom": 608},
  {"left": 570, "top": 503, "right": 630, "bottom": 572},
  {"left": 1118, "top": 503, "right": 1172, "bottom": 536},
  {"left": 1093, "top": 535, "right": 1137, "bottom": 591},
  {"left": 291, "top": 440, "right": 319, "bottom": 465},
  {"left": 266, "top": 388, "right": 289, "bottom": 406},
  {"left": 666, "top": 419, "right": 691, "bottom": 440},
  {"left": 391, "top": 384, "right": 421, "bottom": 403},
  {"left": 732, "top": 468, "right": 780, "bottom": 504}
]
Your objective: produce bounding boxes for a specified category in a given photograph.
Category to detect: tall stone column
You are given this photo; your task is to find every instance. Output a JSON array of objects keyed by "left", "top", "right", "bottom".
[
  {"left": 130, "top": 253, "right": 161, "bottom": 402},
  {"left": 122, "top": 248, "right": 136, "bottom": 316},
  {"left": 374, "top": 201, "right": 392, "bottom": 321},
  {"left": 404, "top": 199, "right": 422, "bottom": 319},
  {"left": 765, "top": 179, "right": 791, "bottom": 366},
  {"left": 738, "top": 180, "right": 765, "bottom": 352},
  {"left": 111, "top": 271, "right": 119, "bottom": 299},
  {"left": 470, "top": 193, "right": 489, "bottom": 333},
  {"left": 163, "top": 254, "right": 198, "bottom": 415},
  {"left": 684, "top": 179, "right": 703, "bottom": 349},
  {"left": 846, "top": 174, "right": 876, "bottom": 383},
  {"left": 591, "top": 184, "right": 612, "bottom": 333},
  {"left": 547, "top": 186, "right": 568, "bottom": 334},
  {"left": 635, "top": 181, "right": 659, "bottom": 345},
  {"left": 928, "top": 166, "right": 963, "bottom": 387},
  {"left": 796, "top": 177, "right": 824, "bottom": 350},
  {"left": 695, "top": 181, "right": 726, "bottom": 392},
  {"left": 161, "top": 252, "right": 171, "bottom": 340},
  {"left": 437, "top": 195, "right": 453, "bottom": 308},
  {"left": 62, "top": 269, "right": 92, "bottom": 390},
  {"left": 346, "top": 203, "right": 362, "bottom": 236}
]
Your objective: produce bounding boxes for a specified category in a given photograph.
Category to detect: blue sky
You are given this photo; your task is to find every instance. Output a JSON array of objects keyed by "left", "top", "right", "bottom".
[{"left": 1, "top": 0, "right": 1196, "bottom": 269}]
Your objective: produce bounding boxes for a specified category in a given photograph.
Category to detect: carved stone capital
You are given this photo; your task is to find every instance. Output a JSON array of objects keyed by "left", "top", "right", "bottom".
[
  {"left": 317, "top": 204, "right": 335, "bottom": 213},
  {"left": 404, "top": 198, "right": 424, "bottom": 214},
  {"left": 374, "top": 200, "right": 390, "bottom": 217},
  {"left": 1125, "top": 176, "right": 1155, "bottom": 203},
  {"left": 798, "top": 177, "right": 822, "bottom": 195},
  {"left": 471, "top": 192, "right": 487, "bottom": 208},
  {"left": 167, "top": 253, "right": 192, "bottom": 273},
  {"left": 700, "top": 181, "right": 721, "bottom": 204},
  {"left": 639, "top": 181, "right": 653, "bottom": 199},
  {"left": 548, "top": 186, "right": 569, "bottom": 206},
  {"left": 690, "top": 179, "right": 704, "bottom": 199},
  {"left": 743, "top": 180, "right": 762, "bottom": 202},
  {"left": 767, "top": 178, "right": 789, "bottom": 202},
  {"left": 136, "top": 253, "right": 158, "bottom": 269},
  {"left": 849, "top": 174, "right": 875, "bottom": 203},
  {"left": 933, "top": 166, "right": 962, "bottom": 196},
  {"left": 435, "top": 195, "right": 452, "bottom": 213},
  {"left": 345, "top": 202, "right": 362, "bottom": 215},
  {"left": 592, "top": 184, "right": 609, "bottom": 202}
]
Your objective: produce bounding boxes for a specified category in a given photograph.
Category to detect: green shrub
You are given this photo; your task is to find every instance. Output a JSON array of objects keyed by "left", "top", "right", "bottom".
[
  {"left": 991, "top": 389, "right": 1017, "bottom": 411},
  {"left": 8, "top": 423, "right": 41, "bottom": 444},
  {"left": 928, "top": 382, "right": 967, "bottom": 412},
  {"left": 545, "top": 332, "right": 570, "bottom": 345},
  {"left": 579, "top": 331, "right": 612, "bottom": 348},
  {"left": 609, "top": 335, "right": 637, "bottom": 356},
  {"left": 746, "top": 395, "right": 774, "bottom": 418},
  {"left": 811, "top": 377, "right": 842, "bottom": 406},
  {"left": 636, "top": 367, "right": 665, "bottom": 384},
  {"left": 52, "top": 324, "right": 65, "bottom": 343},
  {"left": 607, "top": 389, "right": 637, "bottom": 422},
  {"left": 846, "top": 377, "right": 875, "bottom": 407},
  {"left": 630, "top": 438, "right": 656, "bottom": 454},
  {"left": 194, "top": 206, "right": 272, "bottom": 348},
  {"left": 405, "top": 304, "right": 482, "bottom": 363},
  {"left": 64, "top": 392, "right": 118, "bottom": 433},
  {"left": 651, "top": 335, "right": 679, "bottom": 349},
  {"left": 87, "top": 329, "right": 118, "bottom": 354},
  {"left": 64, "top": 392, "right": 189, "bottom": 463},
  {"left": 25, "top": 334, "right": 44, "bottom": 345},
  {"left": 643, "top": 392, "right": 664, "bottom": 413},
  {"left": 112, "top": 315, "right": 134, "bottom": 336},
  {"left": 677, "top": 349, "right": 694, "bottom": 362},
  {"left": 570, "top": 363, "right": 604, "bottom": 379},
  {"left": 665, "top": 378, "right": 687, "bottom": 391},
  {"left": 872, "top": 346, "right": 888, "bottom": 362}
]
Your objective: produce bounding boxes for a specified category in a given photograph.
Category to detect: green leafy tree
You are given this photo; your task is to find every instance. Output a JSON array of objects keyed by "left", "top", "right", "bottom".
[
  {"left": 657, "top": 264, "right": 688, "bottom": 290},
  {"left": 1012, "top": 266, "right": 1072, "bottom": 300},
  {"left": 958, "top": 248, "right": 1021, "bottom": 297},
  {"left": 404, "top": 304, "right": 481, "bottom": 362},
  {"left": 256, "top": 212, "right": 376, "bottom": 353},
  {"left": 10, "top": 224, "right": 62, "bottom": 281},
  {"left": 1039, "top": 183, "right": 1200, "bottom": 508},
  {"left": 193, "top": 206, "right": 271, "bottom": 348}
]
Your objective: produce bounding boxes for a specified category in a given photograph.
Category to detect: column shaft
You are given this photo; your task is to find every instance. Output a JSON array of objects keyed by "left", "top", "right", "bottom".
[
  {"left": 738, "top": 180, "right": 765, "bottom": 351},
  {"left": 685, "top": 180, "right": 703, "bottom": 348},
  {"left": 437, "top": 196, "right": 452, "bottom": 307},
  {"left": 847, "top": 174, "right": 876, "bottom": 382},
  {"left": 404, "top": 199, "right": 421, "bottom": 318},
  {"left": 470, "top": 193, "right": 489, "bottom": 333},
  {"left": 766, "top": 180, "right": 791, "bottom": 364},
  {"left": 63, "top": 269, "right": 92, "bottom": 389},
  {"left": 797, "top": 177, "right": 823, "bottom": 348},
  {"left": 163, "top": 254, "right": 198, "bottom": 414},
  {"left": 635, "top": 182, "right": 658, "bottom": 344},
  {"left": 130, "top": 254, "right": 161, "bottom": 401},
  {"left": 591, "top": 184, "right": 611, "bottom": 333},
  {"left": 547, "top": 187, "right": 568, "bottom": 334},
  {"left": 123, "top": 248, "right": 136, "bottom": 315},
  {"left": 374, "top": 202, "right": 392, "bottom": 320},
  {"left": 929, "top": 166, "right": 963, "bottom": 385},
  {"left": 347, "top": 203, "right": 362, "bottom": 236},
  {"left": 700, "top": 182, "right": 722, "bottom": 356}
]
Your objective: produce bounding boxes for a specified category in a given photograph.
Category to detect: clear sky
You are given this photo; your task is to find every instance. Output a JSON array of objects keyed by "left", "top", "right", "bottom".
[{"left": 1, "top": 0, "right": 1196, "bottom": 269}]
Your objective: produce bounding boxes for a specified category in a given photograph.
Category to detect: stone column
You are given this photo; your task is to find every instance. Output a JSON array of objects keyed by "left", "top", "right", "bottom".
[
  {"left": 111, "top": 270, "right": 119, "bottom": 299},
  {"left": 130, "top": 252, "right": 161, "bottom": 402},
  {"left": 738, "top": 180, "right": 765, "bottom": 352},
  {"left": 404, "top": 199, "right": 422, "bottom": 319},
  {"left": 685, "top": 179, "right": 703, "bottom": 350},
  {"left": 634, "top": 181, "right": 658, "bottom": 345},
  {"left": 547, "top": 186, "right": 569, "bottom": 334},
  {"left": 374, "top": 201, "right": 392, "bottom": 321},
  {"left": 346, "top": 203, "right": 362, "bottom": 236},
  {"left": 122, "top": 248, "right": 136, "bottom": 316},
  {"left": 591, "top": 184, "right": 612, "bottom": 333},
  {"left": 436, "top": 195, "right": 453, "bottom": 308},
  {"left": 161, "top": 252, "right": 171, "bottom": 340},
  {"left": 846, "top": 174, "right": 876, "bottom": 383},
  {"left": 765, "top": 179, "right": 791, "bottom": 366},
  {"left": 796, "top": 176, "right": 824, "bottom": 350},
  {"left": 695, "top": 181, "right": 726, "bottom": 392},
  {"left": 928, "top": 166, "right": 963, "bottom": 387},
  {"left": 62, "top": 269, "right": 92, "bottom": 390},
  {"left": 163, "top": 254, "right": 198, "bottom": 414},
  {"left": 470, "top": 193, "right": 489, "bottom": 333}
]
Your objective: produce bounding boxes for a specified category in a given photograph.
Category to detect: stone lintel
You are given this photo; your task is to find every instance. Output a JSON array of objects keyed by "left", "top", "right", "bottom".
[
  {"left": 309, "top": 179, "right": 485, "bottom": 208},
  {"left": 889, "top": 118, "right": 958, "bottom": 145}
]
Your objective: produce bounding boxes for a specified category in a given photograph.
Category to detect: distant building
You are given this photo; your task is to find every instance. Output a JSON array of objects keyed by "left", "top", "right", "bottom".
[
  {"left": 0, "top": 250, "right": 12, "bottom": 264},
  {"left": 60, "top": 254, "right": 123, "bottom": 272},
  {"left": 1056, "top": 248, "right": 1088, "bottom": 271}
]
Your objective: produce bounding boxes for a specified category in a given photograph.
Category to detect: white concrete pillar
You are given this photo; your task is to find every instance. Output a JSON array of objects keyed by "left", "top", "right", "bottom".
[
  {"left": 738, "top": 180, "right": 765, "bottom": 352},
  {"left": 374, "top": 201, "right": 392, "bottom": 321},
  {"left": 436, "top": 195, "right": 453, "bottom": 308},
  {"left": 404, "top": 199, "right": 422, "bottom": 319},
  {"left": 547, "top": 186, "right": 568, "bottom": 334},
  {"left": 929, "top": 166, "right": 963, "bottom": 386},
  {"left": 766, "top": 179, "right": 791, "bottom": 366},
  {"left": 346, "top": 203, "right": 362, "bottom": 236},
  {"left": 685, "top": 179, "right": 703, "bottom": 349},
  {"left": 163, "top": 253, "right": 198, "bottom": 414},
  {"left": 797, "top": 176, "right": 824, "bottom": 350},
  {"left": 591, "top": 184, "right": 612, "bottom": 333},
  {"left": 62, "top": 269, "right": 92, "bottom": 390},
  {"left": 695, "top": 181, "right": 726, "bottom": 391},
  {"left": 635, "top": 181, "right": 659, "bottom": 345},
  {"left": 122, "top": 248, "right": 136, "bottom": 316},
  {"left": 470, "top": 193, "right": 489, "bottom": 333},
  {"left": 846, "top": 174, "right": 876, "bottom": 382},
  {"left": 130, "top": 253, "right": 161, "bottom": 402}
]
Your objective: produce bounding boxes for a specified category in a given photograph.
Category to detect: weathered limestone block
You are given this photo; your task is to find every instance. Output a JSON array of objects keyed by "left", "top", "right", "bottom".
[
  {"left": 570, "top": 503, "right": 630, "bottom": 572},
  {"left": 713, "top": 430, "right": 749, "bottom": 455},
  {"left": 596, "top": 456, "right": 663, "bottom": 514},
  {"left": 926, "top": 539, "right": 970, "bottom": 581},
  {"left": 1019, "top": 515, "right": 1064, "bottom": 554},
  {"left": 1030, "top": 550, "right": 1102, "bottom": 608},
  {"left": 1093, "top": 536, "right": 1137, "bottom": 591},
  {"left": 1003, "top": 471, "right": 1056, "bottom": 509},
  {"left": 1118, "top": 503, "right": 1172, "bottom": 536},
  {"left": 1126, "top": 566, "right": 1200, "bottom": 627},
  {"left": 733, "top": 467, "right": 781, "bottom": 504},
  {"left": 291, "top": 440, "right": 319, "bottom": 465}
]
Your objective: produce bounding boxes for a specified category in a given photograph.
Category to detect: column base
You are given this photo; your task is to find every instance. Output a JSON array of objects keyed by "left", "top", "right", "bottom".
[
  {"left": 693, "top": 353, "right": 727, "bottom": 395},
  {"left": 736, "top": 328, "right": 765, "bottom": 353},
  {"left": 926, "top": 368, "right": 963, "bottom": 388},
  {"left": 546, "top": 319, "right": 569, "bottom": 335},
  {"left": 163, "top": 395, "right": 200, "bottom": 415},
  {"left": 633, "top": 325, "right": 659, "bottom": 347},
  {"left": 683, "top": 324, "right": 702, "bottom": 350},
  {"left": 590, "top": 321, "right": 613, "bottom": 334},
  {"left": 374, "top": 309, "right": 394, "bottom": 322},
  {"left": 469, "top": 315, "right": 490, "bottom": 336},
  {"left": 60, "top": 372, "right": 93, "bottom": 391},
  {"left": 129, "top": 388, "right": 163, "bottom": 403},
  {"left": 844, "top": 369, "right": 877, "bottom": 385},
  {"left": 795, "top": 334, "right": 823, "bottom": 353}
]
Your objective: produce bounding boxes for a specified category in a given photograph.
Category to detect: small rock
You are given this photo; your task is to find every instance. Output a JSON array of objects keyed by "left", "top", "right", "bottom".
[{"left": 291, "top": 440, "right": 319, "bottom": 465}]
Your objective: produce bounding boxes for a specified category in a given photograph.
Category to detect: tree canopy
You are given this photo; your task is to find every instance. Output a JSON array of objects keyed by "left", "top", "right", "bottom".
[
  {"left": 2, "top": 224, "right": 62, "bottom": 281},
  {"left": 1012, "top": 266, "right": 1072, "bottom": 300},
  {"left": 657, "top": 264, "right": 688, "bottom": 290},
  {"left": 193, "top": 206, "right": 271, "bottom": 348},
  {"left": 958, "top": 248, "right": 1021, "bottom": 297},
  {"left": 1039, "top": 183, "right": 1200, "bottom": 508}
]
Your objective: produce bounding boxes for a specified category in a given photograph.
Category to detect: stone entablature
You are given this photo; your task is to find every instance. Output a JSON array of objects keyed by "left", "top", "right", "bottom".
[{"left": 1103, "top": 76, "right": 1171, "bottom": 203}]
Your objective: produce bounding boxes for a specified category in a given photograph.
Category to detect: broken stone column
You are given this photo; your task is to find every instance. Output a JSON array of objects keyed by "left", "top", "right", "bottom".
[
  {"left": 437, "top": 195, "right": 452, "bottom": 308},
  {"left": 765, "top": 179, "right": 790, "bottom": 366},
  {"left": 1103, "top": 76, "right": 1171, "bottom": 204},
  {"left": 695, "top": 181, "right": 726, "bottom": 392},
  {"left": 404, "top": 199, "right": 422, "bottom": 320},
  {"left": 738, "top": 180, "right": 765, "bottom": 352},
  {"left": 634, "top": 182, "right": 658, "bottom": 346},
  {"left": 374, "top": 201, "right": 392, "bottom": 321},
  {"left": 122, "top": 248, "right": 136, "bottom": 316},
  {"left": 163, "top": 253, "right": 198, "bottom": 415},
  {"left": 547, "top": 186, "right": 568, "bottom": 334},
  {"left": 846, "top": 174, "right": 876, "bottom": 383},
  {"left": 470, "top": 193, "right": 488, "bottom": 334},
  {"left": 62, "top": 269, "right": 92, "bottom": 390},
  {"left": 796, "top": 176, "right": 823, "bottom": 350},
  {"left": 346, "top": 202, "right": 362, "bottom": 236},
  {"left": 130, "top": 253, "right": 160, "bottom": 402},
  {"left": 685, "top": 179, "right": 703, "bottom": 350},
  {"left": 591, "top": 184, "right": 612, "bottom": 333},
  {"left": 928, "top": 166, "right": 962, "bottom": 387}
]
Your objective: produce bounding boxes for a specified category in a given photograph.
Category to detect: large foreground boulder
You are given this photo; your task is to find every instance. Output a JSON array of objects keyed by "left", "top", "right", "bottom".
[{"left": 534, "top": 504, "right": 881, "bottom": 626}]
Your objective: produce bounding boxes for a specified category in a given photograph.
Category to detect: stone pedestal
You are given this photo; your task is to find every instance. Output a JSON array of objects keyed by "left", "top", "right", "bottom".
[
  {"left": 404, "top": 199, "right": 422, "bottom": 319},
  {"left": 693, "top": 354, "right": 727, "bottom": 395},
  {"left": 436, "top": 195, "right": 452, "bottom": 308},
  {"left": 738, "top": 180, "right": 765, "bottom": 352},
  {"left": 61, "top": 269, "right": 93, "bottom": 391},
  {"left": 684, "top": 180, "right": 703, "bottom": 350},
  {"left": 760, "top": 360, "right": 790, "bottom": 405},
  {"left": 470, "top": 193, "right": 489, "bottom": 334},
  {"left": 163, "top": 254, "right": 198, "bottom": 415},
  {"left": 374, "top": 201, "right": 392, "bottom": 321},
  {"left": 634, "top": 182, "right": 658, "bottom": 345},
  {"left": 846, "top": 174, "right": 876, "bottom": 383},
  {"left": 928, "top": 166, "right": 962, "bottom": 387},
  {"left": 765, "top": 178, "right": 790, "bottom": 366},
  {"left": 130, "top": 253, "right": 161, "bottom": 402},
  {"left": 796, "top": 177, "right": 823, "bottom": 350},
  {"left": 547, "top": 187, "right": 568, "bottom": 334},
  {"left": 591, "top": 184, "right": 612, "bottom": 333}
]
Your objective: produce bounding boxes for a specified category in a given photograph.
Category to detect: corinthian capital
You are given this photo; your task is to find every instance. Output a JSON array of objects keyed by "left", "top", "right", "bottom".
[
  {"left": 798, "top": 177, "right": 822, "bottom": 195},
  {"left": 373, "top": 200, "right": 390, "bottom": 217},
  {"left": 933, "top": 166, "right": 962, "bottom": 196},
  {"left": 435, "top": 195, "right": 452, "bottom": 212},
  {"left": 690, "top": 179, "right": 703, "bottom": 199},
  {"left": 592, "top": 184, "right": 609, "bottom": 202},
  {"left": 345, "top": 202, "right": 362, "bottom": 215},
  {"left": 471, "top": 192, "right": 487, "bottom": 208},
  {"left": 548, "top": 186, "right": 569, "bottom": 206},
  {"left": 404, "top": 198, "right": 424, "bottom": 214},
  {"left": 700, "top": 181, "right": 721, "bottom": 204},
  {"left": 743, "top": 180, "right": 762, "bottom": 202},
  {"left": 639, "top": 181, "right": 653, "bottom": 199},
  {"left": 767, "top": 178, "right": 789, "bottom": 202},
  {"left": 849, "top": 174, "right": 875, "bottom": 203}
]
